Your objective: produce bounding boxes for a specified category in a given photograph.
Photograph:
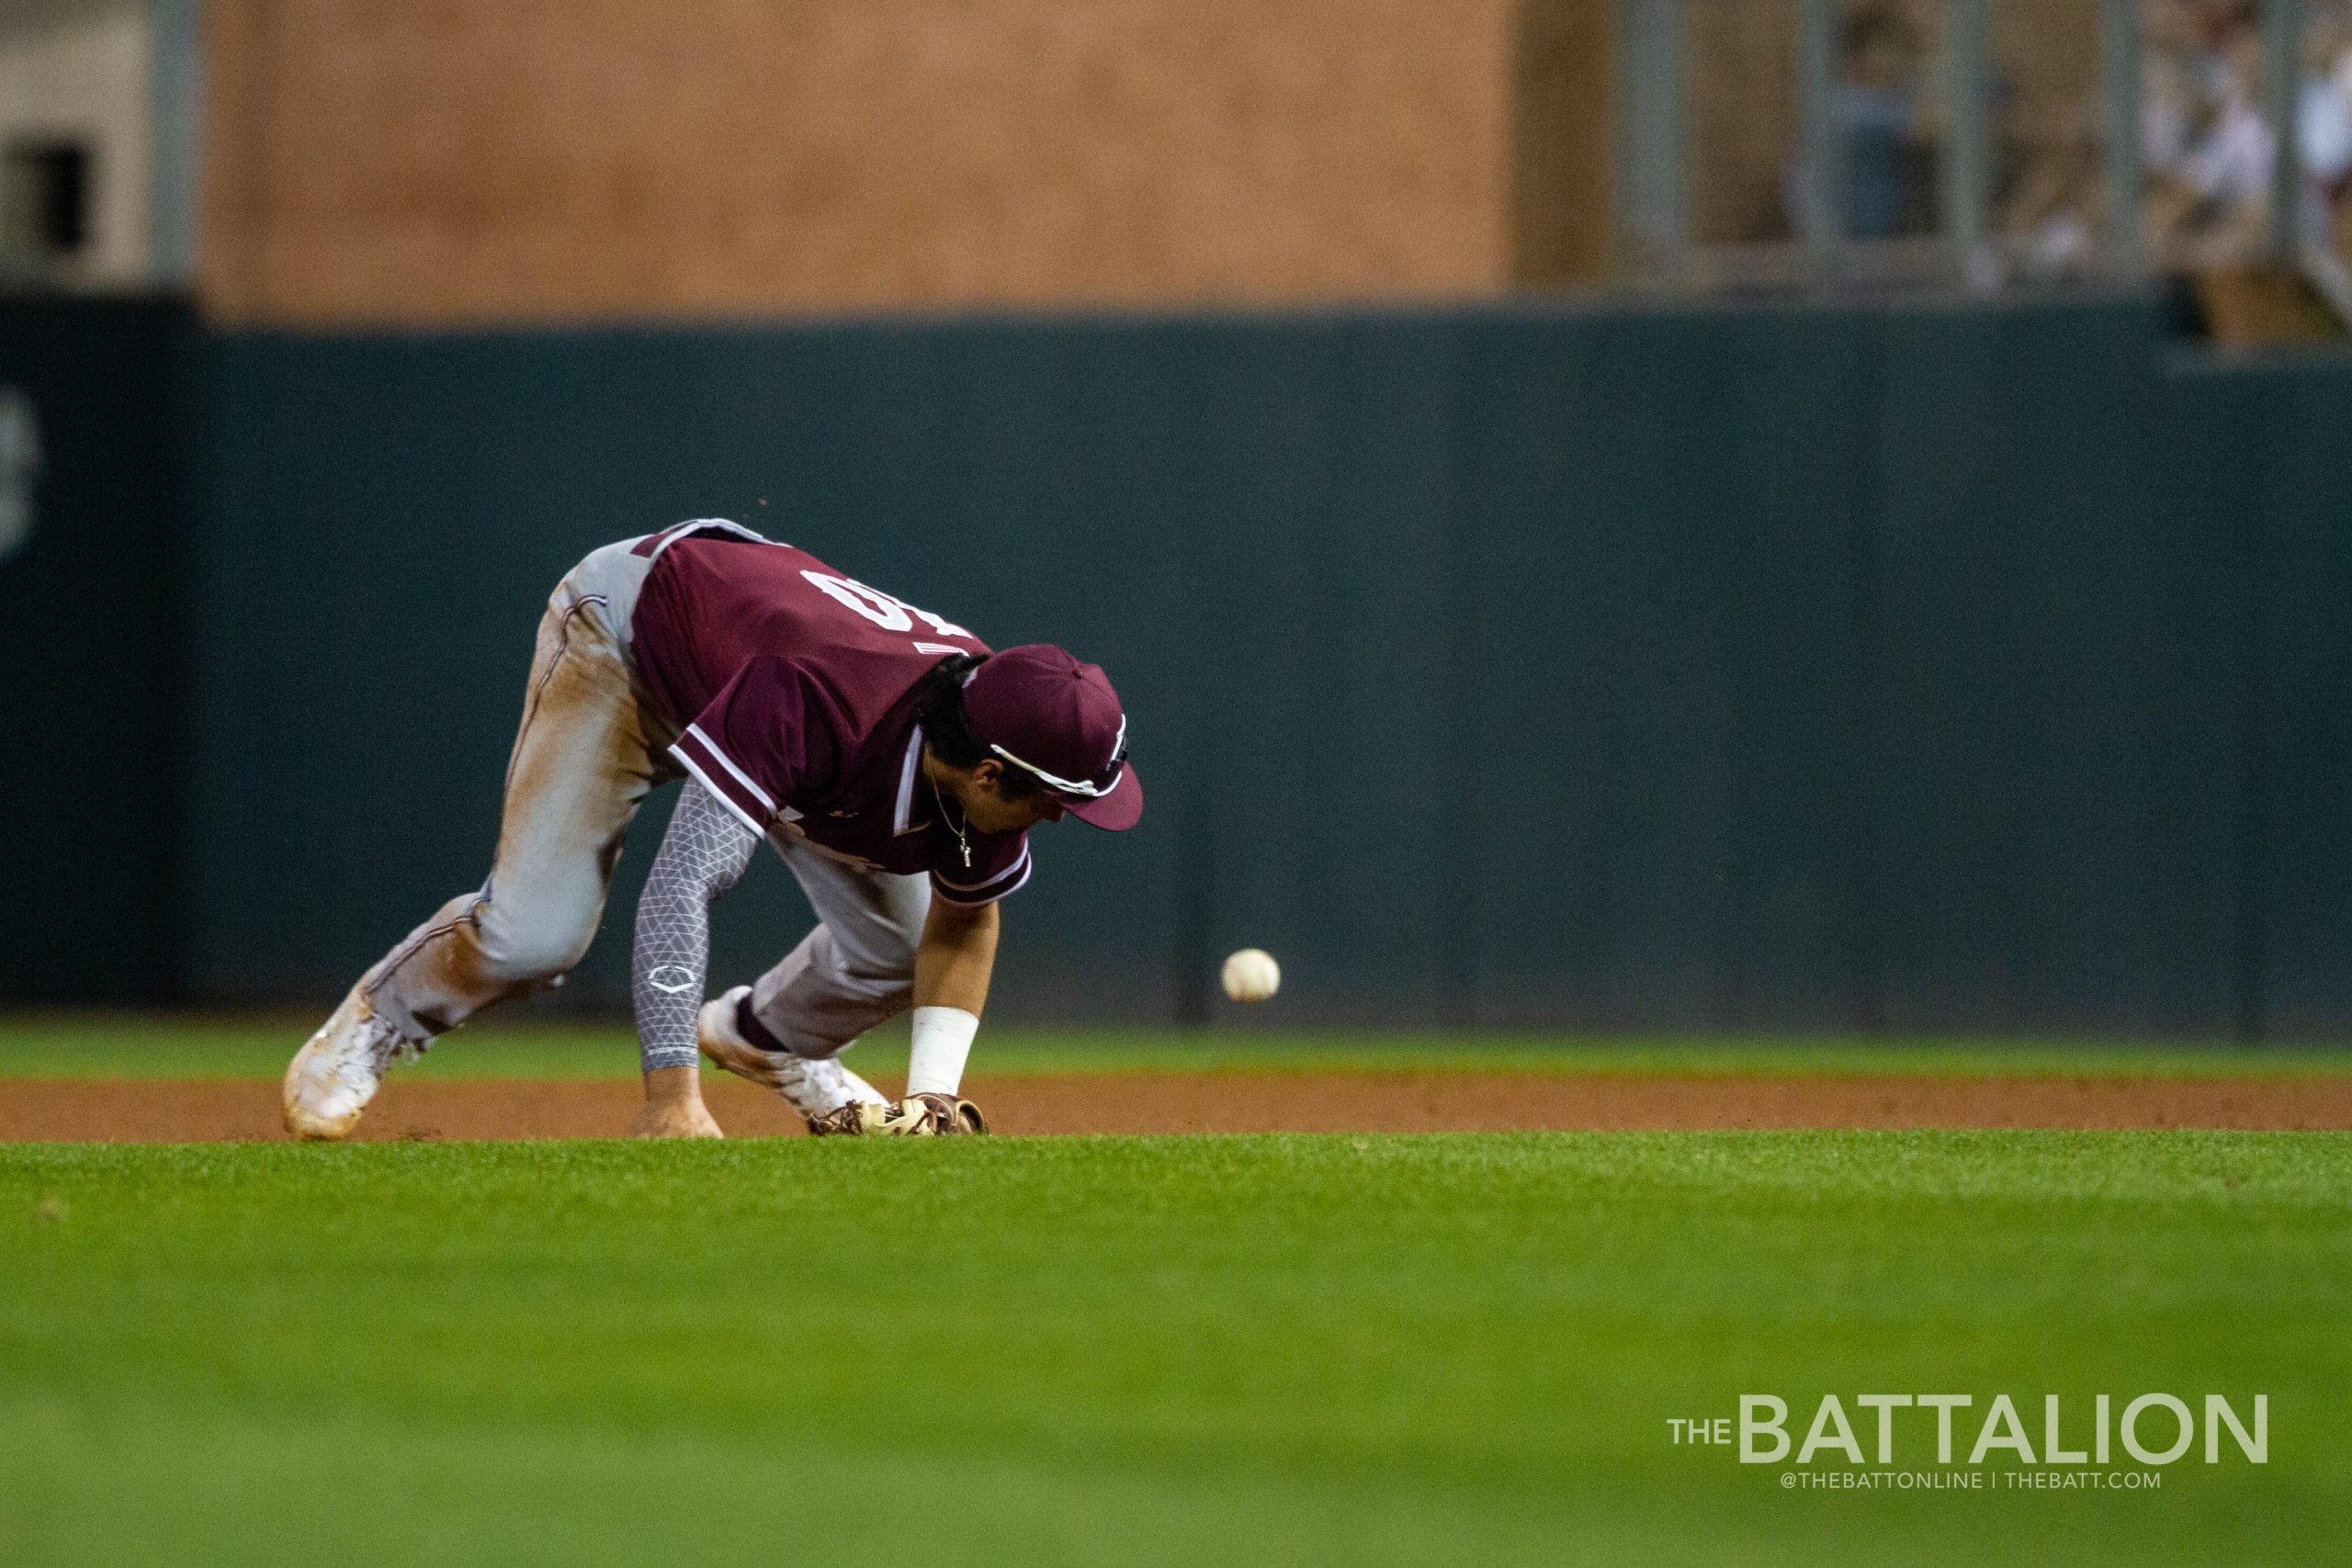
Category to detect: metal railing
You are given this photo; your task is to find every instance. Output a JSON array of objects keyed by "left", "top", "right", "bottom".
[{"left": 1614, "top": 0, "right": 2342, "bottom": 299}]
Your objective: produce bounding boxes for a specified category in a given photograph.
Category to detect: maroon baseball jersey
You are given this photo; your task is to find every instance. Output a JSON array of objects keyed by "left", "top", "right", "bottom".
[{"left": 627, "top": 522, "right": 1032, "bottom": 907}]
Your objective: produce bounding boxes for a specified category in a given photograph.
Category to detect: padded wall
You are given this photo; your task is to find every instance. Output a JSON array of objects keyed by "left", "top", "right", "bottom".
[
  {"left": 165, "top": 298, "right": 2352, "bottom": 1037},
  {"left": 0, "top": 298, "right": 194, "bottom": 1001}
]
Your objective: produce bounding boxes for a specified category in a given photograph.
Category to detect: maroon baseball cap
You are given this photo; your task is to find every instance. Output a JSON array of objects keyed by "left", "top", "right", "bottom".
[{"left": 962, "top": 645, "right": 1142, "bottom": 830}]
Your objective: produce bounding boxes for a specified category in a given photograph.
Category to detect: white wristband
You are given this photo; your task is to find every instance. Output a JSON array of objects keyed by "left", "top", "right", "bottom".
[{"left": 907, "top": 1006, "right": 979, "bottom": 1097}]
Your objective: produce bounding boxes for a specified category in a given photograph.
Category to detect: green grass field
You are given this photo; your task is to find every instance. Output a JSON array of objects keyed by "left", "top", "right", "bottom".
[{"left": 3, "top": 1021, "right": 2348, "bottom": 1564}]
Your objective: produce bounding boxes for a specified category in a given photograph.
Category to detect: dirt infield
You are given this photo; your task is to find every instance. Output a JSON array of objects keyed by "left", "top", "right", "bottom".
[{"left": 5, "top": 1071, "right": 2351, "bottom": 1142}]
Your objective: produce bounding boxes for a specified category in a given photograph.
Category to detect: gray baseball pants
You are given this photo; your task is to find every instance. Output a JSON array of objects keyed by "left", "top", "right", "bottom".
[{"left": 356, "top": 537, "right": 929, "bottom": 1059}]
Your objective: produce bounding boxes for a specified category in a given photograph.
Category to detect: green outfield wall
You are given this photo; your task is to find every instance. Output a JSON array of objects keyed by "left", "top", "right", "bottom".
[
  {"left": 8, "top": 295, "right": 2350, "bottom": 1038},
  {"left": 0, "top": 298, "right": 196, "bottom": 1002}
]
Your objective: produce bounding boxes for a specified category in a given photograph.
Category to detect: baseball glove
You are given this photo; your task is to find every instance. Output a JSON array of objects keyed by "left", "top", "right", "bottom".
[{"left": 806, "top": 1092, "right": 989, "bottom": 1137}]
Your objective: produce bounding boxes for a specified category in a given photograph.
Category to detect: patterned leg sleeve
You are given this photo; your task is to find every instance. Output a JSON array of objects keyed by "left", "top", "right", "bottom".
[{"left": 632, "top": 780, "right": 762, "bottom": 1073}]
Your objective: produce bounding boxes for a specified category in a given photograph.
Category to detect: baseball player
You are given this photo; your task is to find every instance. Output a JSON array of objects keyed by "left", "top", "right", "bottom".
[{"left": 281, "top": 520, "right": 1141, "bottom": 1140}]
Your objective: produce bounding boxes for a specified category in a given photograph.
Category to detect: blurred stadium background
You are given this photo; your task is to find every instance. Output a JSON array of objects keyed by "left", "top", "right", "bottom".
[{"left": 5, "top": 0, "right": 2351, "bottom": 1043}]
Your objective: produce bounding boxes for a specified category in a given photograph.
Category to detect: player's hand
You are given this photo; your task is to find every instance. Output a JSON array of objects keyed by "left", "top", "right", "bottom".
[
  {"left": 631, "top": 1096, "right": 724, "bottom": 1138},
  {"left": 633, "top": 1065, "right": 724, "bottom": 1138}
]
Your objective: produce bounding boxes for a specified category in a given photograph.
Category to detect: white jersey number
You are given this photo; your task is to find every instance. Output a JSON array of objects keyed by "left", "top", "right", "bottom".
[{"left": 800, "top": 570, "right": 972, "bottom": 640}]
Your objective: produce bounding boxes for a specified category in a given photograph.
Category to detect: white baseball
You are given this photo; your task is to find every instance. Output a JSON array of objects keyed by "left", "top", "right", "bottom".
[{"left": 1221, "top": 948, "right": 1281, "bottom": 1003}]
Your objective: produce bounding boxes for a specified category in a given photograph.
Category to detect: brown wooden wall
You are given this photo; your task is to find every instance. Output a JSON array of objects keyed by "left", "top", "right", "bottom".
[{"left": 204, "top": 0, "right": 1626, "bottom": 325}]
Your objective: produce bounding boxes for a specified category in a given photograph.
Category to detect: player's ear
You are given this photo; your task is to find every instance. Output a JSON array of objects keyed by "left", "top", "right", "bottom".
[{"left": 971, "top": 758, "right": 1007, "bottom": 795}]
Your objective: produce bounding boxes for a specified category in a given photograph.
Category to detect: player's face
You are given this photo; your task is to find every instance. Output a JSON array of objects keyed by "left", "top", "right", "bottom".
[{"left": 960, "top": 762, "right": 1067, "bottom": 834}]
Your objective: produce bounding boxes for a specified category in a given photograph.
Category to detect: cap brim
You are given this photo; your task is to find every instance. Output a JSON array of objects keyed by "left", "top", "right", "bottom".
[{"left": 1060, "top": 761, "right": 1143, "bottom": 830}]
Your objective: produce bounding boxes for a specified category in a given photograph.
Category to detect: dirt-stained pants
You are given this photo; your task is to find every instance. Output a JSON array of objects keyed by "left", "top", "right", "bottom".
[{"left": 358, "top": 538, "right": 928, "bottom": 1060}]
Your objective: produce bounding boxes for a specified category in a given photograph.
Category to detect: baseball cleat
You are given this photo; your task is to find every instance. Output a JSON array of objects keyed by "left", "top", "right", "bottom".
[
  {"left": 282, "top": 984, "right": 429, "bottom": 1141},
  {"left": 696, "top": 986, "right": 888, "bottom": 1122}
]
